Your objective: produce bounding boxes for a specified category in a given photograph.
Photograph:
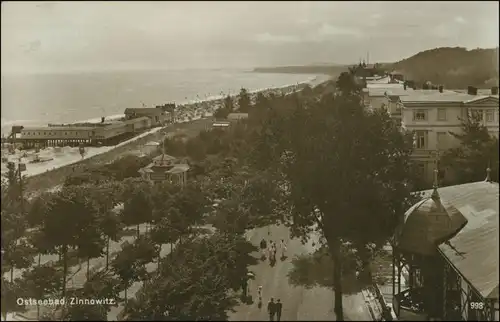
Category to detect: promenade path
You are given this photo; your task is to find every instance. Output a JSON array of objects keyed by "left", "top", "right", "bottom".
[{"left": 230, "top": 224, "right": 374, "bottom": 321}]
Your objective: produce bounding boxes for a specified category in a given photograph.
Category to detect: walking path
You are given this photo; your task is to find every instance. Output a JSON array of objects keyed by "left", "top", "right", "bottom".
[{"left": 230, "top": 224, "right": 374, "bottom": 321}]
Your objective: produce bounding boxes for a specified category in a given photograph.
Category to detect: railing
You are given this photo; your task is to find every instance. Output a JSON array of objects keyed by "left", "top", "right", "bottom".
[{"left": 393, "top": 288, "right": 429, "bottom": 321}]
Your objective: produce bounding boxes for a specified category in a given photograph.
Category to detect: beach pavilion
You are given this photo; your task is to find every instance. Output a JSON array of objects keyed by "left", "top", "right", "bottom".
[{"left": 392, "top": 168, "right": 499, "bottom": 321}]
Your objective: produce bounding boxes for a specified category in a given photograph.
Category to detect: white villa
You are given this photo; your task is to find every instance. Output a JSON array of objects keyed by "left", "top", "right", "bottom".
[
  {"left": 360, "top": 77, "right": 499, "bottom": 185},
  {"left": 397, "top": 88, "right": 499, "bottom": 183}
]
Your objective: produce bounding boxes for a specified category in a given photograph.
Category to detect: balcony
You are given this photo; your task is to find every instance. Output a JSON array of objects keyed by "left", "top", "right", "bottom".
[{"left": 392, "top": 288, "right": 429, "bottom": 321}]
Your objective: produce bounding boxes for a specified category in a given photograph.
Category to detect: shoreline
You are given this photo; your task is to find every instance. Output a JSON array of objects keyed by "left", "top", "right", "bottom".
[
  {"left": 0, "top": 75, "right": 329, "bottom": 133},
  {"left": 6, "top": 78, "right": 330, "bottom": 196}
]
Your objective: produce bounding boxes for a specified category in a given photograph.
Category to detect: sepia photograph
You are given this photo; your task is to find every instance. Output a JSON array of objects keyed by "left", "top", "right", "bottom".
[{"left": 1, "top": 1, "right": 498, "bottom": 321}]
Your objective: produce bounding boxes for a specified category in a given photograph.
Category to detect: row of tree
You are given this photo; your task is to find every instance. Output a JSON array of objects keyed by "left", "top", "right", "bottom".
[
  {"left": 2, "top": 135, "right": 275, "bottom": 320},
  {"left": 2, "top": 73, "right": 496, "bottom": 320}
]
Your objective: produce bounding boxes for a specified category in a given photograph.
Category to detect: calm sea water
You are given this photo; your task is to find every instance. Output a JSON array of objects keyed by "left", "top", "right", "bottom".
[{"left": 1, "top": 69, "right": 329, "bottom": 134}]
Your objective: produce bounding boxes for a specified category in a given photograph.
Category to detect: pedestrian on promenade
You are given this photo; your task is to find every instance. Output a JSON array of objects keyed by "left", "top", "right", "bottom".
[
  {"left": 260, "top": 238, "right": 267, "bottom": 250},
  {"left": 260, "top": 239, "right": 267, "bottom": 259},
  {"left": 280, "top": 240, "right": 287, "bottom": 260},
  {"left": 257, "top": 285, "right": 263, "bottom": 308},
  {"left": 267, "top": 298, "right": 276, "bottom": 321},
  {"left": 276, "top": 299, "right": 283, "bottom": 321}
]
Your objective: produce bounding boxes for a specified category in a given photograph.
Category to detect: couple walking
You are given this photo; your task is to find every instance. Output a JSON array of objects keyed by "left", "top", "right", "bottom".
[
  {"left": 260, "top": 239, "right": 287, "bottom": 260},
  {"left": 267, "top": 298, "right": 283, "bottom": 321}
]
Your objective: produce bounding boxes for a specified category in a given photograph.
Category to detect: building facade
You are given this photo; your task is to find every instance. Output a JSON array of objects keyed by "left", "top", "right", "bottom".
[
  {"left": 124, "top": 108, "right": 171, "bottom": 126},
  {"left": 227, "top": 113, "right": 249, "bottom": 121},
  {"left": 398, "top": 90, "right": 499, "bottom": 183},
  {"left": 14, "top": 107, "right": 167, "bottom": 148}
]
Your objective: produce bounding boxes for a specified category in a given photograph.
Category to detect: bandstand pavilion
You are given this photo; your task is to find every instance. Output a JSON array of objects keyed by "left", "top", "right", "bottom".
[{"left": 392, "top": 168, "right": 499, "bottom": 321}]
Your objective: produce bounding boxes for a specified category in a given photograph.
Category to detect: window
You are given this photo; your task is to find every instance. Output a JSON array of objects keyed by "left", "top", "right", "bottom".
[
  {"left": 44, "top": 132, "right": 47, "bottom": 135},
  {"left": 413, "top": 109, "right": 427, "bottom": 121},
  {"left": 486, "top": 110, "right": 494, "bottom": 122},
  {"left": 414, "top": 130, "right": 427, "bottom": 149},
  {"left": 65, "top": 132, "right": 68, "bottom": 135},
  {"left": 437, "top": 132, "right": 448, "bottom": 150},
  {"left": 437, "top": 108, "right": 447, "bottom": 121}
]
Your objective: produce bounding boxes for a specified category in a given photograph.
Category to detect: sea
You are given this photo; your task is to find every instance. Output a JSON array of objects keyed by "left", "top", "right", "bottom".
[{"left": 1, "top": 68, "right": 330, "bottom": 135}]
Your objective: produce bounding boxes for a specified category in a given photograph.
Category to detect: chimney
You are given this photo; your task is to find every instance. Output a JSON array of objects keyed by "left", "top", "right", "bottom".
[
  {"left": 438, "top": 85, "right": 444, "bottom": 93},
  {"left": 467, "top": 86, "right": 478, "bottom": 95},
  {"left": 492, "top": 86, "right": 499, "bottom": 95},
  {"left": 101, "top": 116, "right": 105, "bottom": 123}
]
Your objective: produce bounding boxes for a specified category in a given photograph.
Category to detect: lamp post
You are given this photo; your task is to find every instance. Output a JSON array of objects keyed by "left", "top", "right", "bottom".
[{"left": 432, "top": 149, "right": 440, "bottom": 183}]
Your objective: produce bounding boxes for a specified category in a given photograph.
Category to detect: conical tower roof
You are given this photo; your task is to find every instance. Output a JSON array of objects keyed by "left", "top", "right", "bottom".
[{"left": 398, "top": 169, "right": 468, "bottom": 256}]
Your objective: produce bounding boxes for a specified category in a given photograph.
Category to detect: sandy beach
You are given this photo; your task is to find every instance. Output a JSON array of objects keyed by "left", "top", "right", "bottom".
[{"left": 1, "top": 78, "right": 326, "bottom": 196}]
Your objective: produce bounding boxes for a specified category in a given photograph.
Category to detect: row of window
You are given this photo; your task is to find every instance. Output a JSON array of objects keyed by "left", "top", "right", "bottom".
[
  {"left": 413, "top": 130, "right": 449, "bottom": 150},
  {"left": 413, "top": 108, "right": 496, "bottom": 122},
  {"left": 23, "top": 128, "right": 128, "bottom": 138},
  {"left": 23, "top": 131, "right": 83, "bottom": 136}
]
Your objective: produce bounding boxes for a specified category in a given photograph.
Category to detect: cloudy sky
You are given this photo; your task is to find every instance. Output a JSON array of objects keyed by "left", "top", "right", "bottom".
[{"left": 1, "top": 1, "right": 498, "bottom": 73}]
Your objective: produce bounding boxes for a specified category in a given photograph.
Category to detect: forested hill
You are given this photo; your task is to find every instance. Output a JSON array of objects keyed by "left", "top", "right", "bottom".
[{"left": 386, "top": 47, "right": 499, "bottom": 89}]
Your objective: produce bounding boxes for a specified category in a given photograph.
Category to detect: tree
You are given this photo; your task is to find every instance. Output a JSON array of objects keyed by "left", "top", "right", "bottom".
[
  {"left": 210, "top": 199, "right": 249, "bottom": 235},
  {"left": 62, "top": 271, "right": 120, "bottom": 321},
  {"left": 150, "top": 215, "right": 180, "bottom": 268},
  {"left": 186, "top": 137, "right": 207, "bottom": 161},
  {"left": 336, "top": 71, "right": 362, "bottom": 96},
  {"left": 2, "top": 238, "right": 35, "bottom": 282},
  {"left": 224, "top": 94, "right": 234, "bottom": 111},
  {"left": 1, "top": 277, "right": 26, "bottom": 320},
  {"left": 214, "top": 95, "right": 234, "bottom": 119},
  {"left": 38, "top": 185, "right": 101, "bottom": 299},
  {"left": 19, "top": 265, "right": 64, "bottom": 320},
  {"left": 121, "top": 179, "right": 153, "bottom": 239},
  {"left": 301, "top": 84, "right": 314, "bottom": 96},
  {"left": 111, "top": 240, "right": 149, "bottom": 306},
  {"left": 162, "top": 137, "right": 186, "bottom": 157},
  {"left": 250, "top": 84, "right": 418, "bottom": 320},
  {"left": 106, "top": 155, "right": 152, "bottom": 181},
  {"left": 122, "top": 233, "right": 255, "bottom": 321},
  {"left": 90, "top": 181, "right": 124, "bottom": 270},
  {"left": 254, "top": 92, "right": 269, "bottom": 109},
  {"left": 237, "top": 88, "right": 251, "bottom": 112},
  {"left": 441, "top": 114, "right": 499, "bottom": 184}
]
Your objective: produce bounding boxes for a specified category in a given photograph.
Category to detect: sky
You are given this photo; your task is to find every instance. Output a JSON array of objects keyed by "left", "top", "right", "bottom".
[{"left": 1, "top": 1, "right": 499, "bottom": 73}]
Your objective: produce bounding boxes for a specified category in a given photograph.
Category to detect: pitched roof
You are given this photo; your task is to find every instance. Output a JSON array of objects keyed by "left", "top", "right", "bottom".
[
  {"left": 364, "top": 87, "right": 415, "bottom": 97},
  {"left": 152, "top": 154, "right": 177, "bottom": 162},
  {"left": 419, "top": 181, "right": 499, "bottom": 299},
  {"left": 452, "top": 89, "right": 500, "bottom": 98},
  {"left": 123, "top": 116, "right": 150, "bottom": 124},
  {"left": 399, "top": 90, "right": 480, "bottom": 103},
  {"left": 124, "top": 108, "right": 165, "bottom": 114}
]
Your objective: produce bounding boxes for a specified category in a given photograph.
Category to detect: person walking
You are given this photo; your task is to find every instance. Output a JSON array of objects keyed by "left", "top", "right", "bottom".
[
  {"left": 275, "top": 299, "right": 283, "bottom": 321},
  {"left": 280, "top": 239, "right": 287, "bottom": 259},
  {"left": 268, "top": 241, "right": 274, "bottom": 259},
  {"left": 260, "top": 239, "right": 267, "bottom": 259},
  {"left": 257, "top": 285, "right": 263, "bottom": 307},
  {"left": 260, "top": 238, "right": 267, "bottom": 250},
  {"left": 267, "top": 298, "right": 276, "bottom": 321}
]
